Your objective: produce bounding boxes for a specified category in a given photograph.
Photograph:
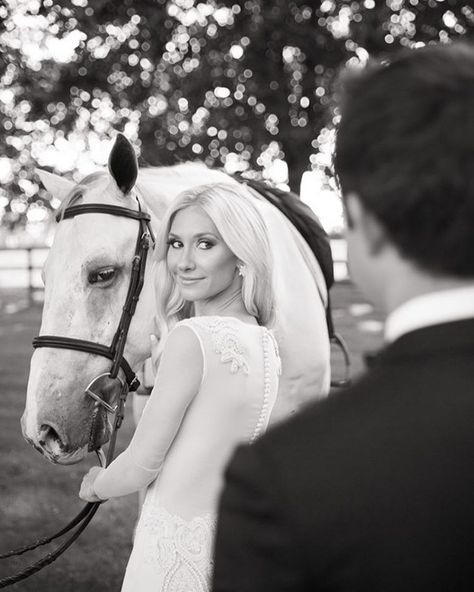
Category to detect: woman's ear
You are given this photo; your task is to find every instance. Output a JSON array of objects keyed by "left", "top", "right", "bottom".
[{"left": 236, "top": 262, "right": 246, "bottom": 277}]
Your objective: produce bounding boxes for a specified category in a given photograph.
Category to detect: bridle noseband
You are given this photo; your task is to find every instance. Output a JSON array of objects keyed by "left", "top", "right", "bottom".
[{"left": 32, "top": 199, "right": 155, "bottom": 426}]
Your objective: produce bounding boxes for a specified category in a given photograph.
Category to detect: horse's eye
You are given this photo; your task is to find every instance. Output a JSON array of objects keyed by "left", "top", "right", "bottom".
[{"left": 88, "top": 268, "right": 116, "bottom": 285}]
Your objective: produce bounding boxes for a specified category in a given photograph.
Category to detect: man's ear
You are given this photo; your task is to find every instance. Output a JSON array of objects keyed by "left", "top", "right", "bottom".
[{"left": 345, "top": 192, "right": 387, "bottom": 256}]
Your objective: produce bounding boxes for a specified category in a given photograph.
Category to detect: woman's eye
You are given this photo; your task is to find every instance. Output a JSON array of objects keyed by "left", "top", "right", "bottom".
[
  {"left": 88, "top": 268, "right": 116, "bottom": 285},
  {"left": 167, "top": 239, "right": 182, "bottom": 249},
  {"left": 198, "top": 240, "right": 214, "bottom": 250}
]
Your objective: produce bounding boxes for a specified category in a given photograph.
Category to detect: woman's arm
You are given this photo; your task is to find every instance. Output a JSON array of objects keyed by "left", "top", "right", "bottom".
[{"left": 79, "top": 324, "right": 203, "bottom": 501}]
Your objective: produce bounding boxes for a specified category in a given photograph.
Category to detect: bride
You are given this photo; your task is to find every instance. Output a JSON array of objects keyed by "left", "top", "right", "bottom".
[{"left": 79, "top": 182, "right": 281, "bottom": 591}]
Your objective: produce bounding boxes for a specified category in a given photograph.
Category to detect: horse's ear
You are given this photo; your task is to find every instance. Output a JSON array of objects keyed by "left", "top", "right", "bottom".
[
  {"left": 35, "top": 169, "right": 76, "bottom": 202},
  {"left": 108, "top": 133, "right": 138, "bottom": 195}
]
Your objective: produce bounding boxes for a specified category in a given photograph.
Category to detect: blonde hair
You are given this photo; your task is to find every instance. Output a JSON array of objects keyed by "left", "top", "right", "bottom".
[{"left": 154, "top": 182, "right": 275, "bottom": 346}]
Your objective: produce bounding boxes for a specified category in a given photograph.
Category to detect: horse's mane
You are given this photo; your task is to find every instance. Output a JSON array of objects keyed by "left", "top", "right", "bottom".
[
  {"left": 137, "top": 162, "right": 236, "bottom": 195},
  {"left": 135, "top": 162, "right": 239, "bottom": 218}
]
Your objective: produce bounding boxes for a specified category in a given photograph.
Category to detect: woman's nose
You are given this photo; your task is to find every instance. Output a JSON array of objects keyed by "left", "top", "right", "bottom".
[{"left": 177, "top": 248, "right": 196, "bottom": 271}]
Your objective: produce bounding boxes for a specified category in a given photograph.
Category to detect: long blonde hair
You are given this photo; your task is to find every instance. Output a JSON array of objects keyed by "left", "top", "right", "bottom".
[{"left": 154, "top": 182, "right": 275, "bottom": 347}]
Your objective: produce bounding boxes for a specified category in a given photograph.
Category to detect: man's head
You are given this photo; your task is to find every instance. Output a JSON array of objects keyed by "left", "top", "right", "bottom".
[{"left": 334, "top": 42, "right": 474, "bottom": 307}]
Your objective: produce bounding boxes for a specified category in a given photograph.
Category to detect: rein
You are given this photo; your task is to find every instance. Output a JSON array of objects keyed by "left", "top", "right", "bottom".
[{"left": 0, "top": 199, "right": 154, "bottom": 588}]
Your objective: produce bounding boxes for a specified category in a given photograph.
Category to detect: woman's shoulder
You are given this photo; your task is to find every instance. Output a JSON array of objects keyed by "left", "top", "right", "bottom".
[
  {"left": 162, "top": 321, "right": 204, "bottom": 361},
  {"left": 154, "top": 322, "right": 205, "bottom": 388}
]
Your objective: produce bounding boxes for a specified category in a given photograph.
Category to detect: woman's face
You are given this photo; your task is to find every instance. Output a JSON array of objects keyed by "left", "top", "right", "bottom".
[{"left": 166, "top": 205, "right": 240, "bottom": 304}]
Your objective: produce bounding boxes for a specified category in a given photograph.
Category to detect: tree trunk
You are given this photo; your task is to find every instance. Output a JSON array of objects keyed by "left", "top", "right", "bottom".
[{"left": 282, "top": 140, "right": 310, "bottom": 195}]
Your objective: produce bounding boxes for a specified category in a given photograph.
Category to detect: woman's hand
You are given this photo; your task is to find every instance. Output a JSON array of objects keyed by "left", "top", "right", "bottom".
[{"left": 79, "top": 466, "right": 106, "bottom": 502}]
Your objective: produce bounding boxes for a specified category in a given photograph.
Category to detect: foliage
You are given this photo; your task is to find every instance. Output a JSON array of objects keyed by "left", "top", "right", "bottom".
[{"left": 0, "top": 0, "right": 472, "bottom": 231}]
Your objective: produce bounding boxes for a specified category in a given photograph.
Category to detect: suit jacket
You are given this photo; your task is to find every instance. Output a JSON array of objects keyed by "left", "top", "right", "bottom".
[{"left": 213, "top": 319, "right": 474, "bottom": 592}]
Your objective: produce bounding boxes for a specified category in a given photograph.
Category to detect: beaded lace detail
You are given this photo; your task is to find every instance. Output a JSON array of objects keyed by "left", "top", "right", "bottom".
[
  {"left": 183, "top": 317, "right": 250, "bottom": 375},
  {"left": 139, "top": 501, "right": 216, "bottom": 592},
  {"left": 180, "top": 317, "right": 280, "bottom": 443}
]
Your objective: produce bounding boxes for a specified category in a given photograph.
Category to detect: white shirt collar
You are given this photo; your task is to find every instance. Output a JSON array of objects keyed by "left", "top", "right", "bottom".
[{"left": 385, "top": 285, "right": 474, "bottom": 344}]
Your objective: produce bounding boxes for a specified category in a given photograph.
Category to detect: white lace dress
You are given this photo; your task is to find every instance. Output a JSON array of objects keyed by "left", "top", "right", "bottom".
[{"left": 93, "top": 316, "right": 280, "bottom": 592}]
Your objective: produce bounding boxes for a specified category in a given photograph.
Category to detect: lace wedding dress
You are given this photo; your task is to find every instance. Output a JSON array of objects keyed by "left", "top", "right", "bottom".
[{"left": 95, "top": 316, "right": 280, "bottom": 592}]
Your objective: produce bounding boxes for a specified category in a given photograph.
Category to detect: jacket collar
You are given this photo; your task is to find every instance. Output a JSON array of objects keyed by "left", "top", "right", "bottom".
[{"left": 369, "top": 317, "right": 474, "bottom": 367}]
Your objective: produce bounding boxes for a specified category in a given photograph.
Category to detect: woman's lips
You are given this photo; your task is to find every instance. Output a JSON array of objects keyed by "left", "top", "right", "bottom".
[{"left": 178, "top": 276, "right": 204, "bottom": 284}]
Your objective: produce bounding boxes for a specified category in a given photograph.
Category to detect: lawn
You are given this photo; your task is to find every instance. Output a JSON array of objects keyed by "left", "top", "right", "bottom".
[
  {"left": 0, "top": 296, "right": 137, "bottom": 591},
  {"left": 0, "top": 283, "right": 384, "bottom": 591}
]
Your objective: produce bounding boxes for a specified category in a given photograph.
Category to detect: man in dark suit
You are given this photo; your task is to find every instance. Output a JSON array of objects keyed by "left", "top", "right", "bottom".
[{"left": 212, "top": 42, "right": 474, "bottom": 592}]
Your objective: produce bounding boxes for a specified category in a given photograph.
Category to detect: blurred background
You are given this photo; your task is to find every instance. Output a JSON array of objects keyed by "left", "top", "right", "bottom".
[
  {"left": 1, "top": 0, "right": 472, "bottom": 250},
  {"left": 0, "top": 0, "right": 473, "bottom": 289},
  {"left": 0, "top": 1, "right": 473, "bottom": 590}
]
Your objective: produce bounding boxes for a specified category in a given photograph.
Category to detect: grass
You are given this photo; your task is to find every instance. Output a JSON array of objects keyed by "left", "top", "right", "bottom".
[
  {"left": 0, "top": 297, "right": 136, "bottom": 591},
  {"left": 0, "top": 283, "right": 384, "bottom": 591}
]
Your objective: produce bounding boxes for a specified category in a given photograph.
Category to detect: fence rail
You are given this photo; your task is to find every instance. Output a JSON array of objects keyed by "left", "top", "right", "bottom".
[
  {"left": 0, "top": 241, "right": 349, "bottom": 307},
  {"left": 0, "top": 247, "right": 49, "bottom": 306}
]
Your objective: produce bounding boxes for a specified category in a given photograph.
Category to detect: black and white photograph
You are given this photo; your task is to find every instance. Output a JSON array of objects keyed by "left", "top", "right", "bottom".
[{"left": 1, "top": 1, "right": 473, "bottom": 590}]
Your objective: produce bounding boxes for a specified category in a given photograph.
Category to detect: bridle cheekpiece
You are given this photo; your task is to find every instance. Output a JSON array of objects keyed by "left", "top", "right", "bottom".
[{"left": 32, "top": 198, "right": 155, "bottom": 430}]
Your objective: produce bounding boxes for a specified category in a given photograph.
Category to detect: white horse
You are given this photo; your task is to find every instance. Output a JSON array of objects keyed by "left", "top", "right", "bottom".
[{"left": 22, "top": 135, "right": 330, "bottom": 464}]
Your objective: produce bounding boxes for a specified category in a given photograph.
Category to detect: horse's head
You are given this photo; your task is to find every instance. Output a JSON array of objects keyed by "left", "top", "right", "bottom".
[{"left": 22, "top": 135, "right": 157, "bottom": 464}]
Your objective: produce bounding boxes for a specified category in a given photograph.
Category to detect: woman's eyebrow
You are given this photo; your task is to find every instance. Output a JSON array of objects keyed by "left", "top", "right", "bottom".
[
  {"left": 195, "top": 232, "right": 218, "bottom": 239},
  {"left": 168, "top": 232, "right": 219, "bottom": 240}
]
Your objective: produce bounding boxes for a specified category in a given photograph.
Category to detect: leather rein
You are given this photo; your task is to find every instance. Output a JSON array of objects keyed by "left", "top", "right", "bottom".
[{"left": 0, "top": 198, "right": 155, "bottom": 588}]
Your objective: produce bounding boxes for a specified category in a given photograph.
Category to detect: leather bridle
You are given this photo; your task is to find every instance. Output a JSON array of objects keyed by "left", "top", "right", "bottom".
[
  {"left": 0, "top": 197, "right": 155, "bottom": 589},
  {"left": 33, "top": 199, "right": 155, "bottom": 437}
]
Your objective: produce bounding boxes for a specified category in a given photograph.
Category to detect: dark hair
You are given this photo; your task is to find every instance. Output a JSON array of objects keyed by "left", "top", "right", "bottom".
[{"left": 334, "top": 42, "right": 474, "bottom": 278}]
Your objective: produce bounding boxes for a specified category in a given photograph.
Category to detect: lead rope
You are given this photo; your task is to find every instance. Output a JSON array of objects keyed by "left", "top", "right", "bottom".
[{"left": 0, "top": 382, "right": 128, "bottom": 588}]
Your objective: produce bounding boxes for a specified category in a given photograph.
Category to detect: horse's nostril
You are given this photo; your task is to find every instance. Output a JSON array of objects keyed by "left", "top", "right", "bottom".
[{"left": 38, "top": 423, "right": 65, "bottom": 454}]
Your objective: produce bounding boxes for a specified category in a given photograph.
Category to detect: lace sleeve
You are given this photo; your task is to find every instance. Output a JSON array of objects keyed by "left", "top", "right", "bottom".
[{"left": 93, "top": 324, "right": 204, "bottom": 500}]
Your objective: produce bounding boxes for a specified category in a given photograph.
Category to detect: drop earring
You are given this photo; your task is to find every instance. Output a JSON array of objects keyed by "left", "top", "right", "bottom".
[{"left": 237, "top": 263, "right": 246, "bottom": 277}]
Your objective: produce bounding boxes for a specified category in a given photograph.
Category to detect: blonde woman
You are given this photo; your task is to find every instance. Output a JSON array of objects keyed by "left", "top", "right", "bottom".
[{"left": 79, "top": 183, "right": 281, "bottom": 591}]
